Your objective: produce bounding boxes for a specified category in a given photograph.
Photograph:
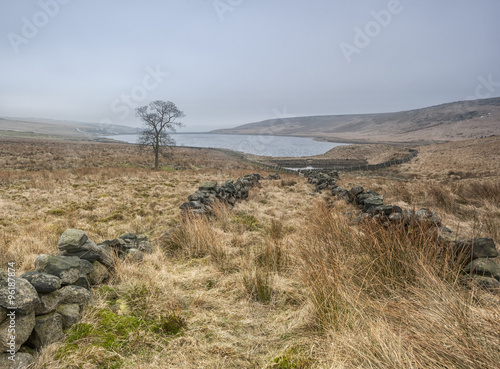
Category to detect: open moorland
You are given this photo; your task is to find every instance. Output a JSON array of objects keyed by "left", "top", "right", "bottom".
[
  {"left": 214, "top": 97, "right": 500, "bottom": 143},
  {"left": 1, "top": 136, "right": 499, "bottom": 368}
]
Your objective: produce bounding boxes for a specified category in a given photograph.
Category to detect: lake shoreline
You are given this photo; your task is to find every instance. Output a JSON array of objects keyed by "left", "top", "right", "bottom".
[{"left": 104, "top": 133, "right": 348, "bottom": 158}]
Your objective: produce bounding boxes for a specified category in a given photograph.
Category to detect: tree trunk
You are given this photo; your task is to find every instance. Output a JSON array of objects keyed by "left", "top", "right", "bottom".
[{"left": 154, "top": 148, "right": 159, "bottom": 170}]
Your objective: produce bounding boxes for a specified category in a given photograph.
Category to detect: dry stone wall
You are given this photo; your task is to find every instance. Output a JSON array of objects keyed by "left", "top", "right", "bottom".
[
  {"left": 0, "top": 230, "right": 153, "bottom": 368},
  {"left": 211, "top": 147, "right": 418, "bottom": 173},
  {"left": 0, "top": 172, "right": 276, "bottom": 368},
  {"left": 305, "top": 170, "right": 500, "bottom": 292},
  {"left": 179, "top": 172, "right": 280, "bottom": 215}
]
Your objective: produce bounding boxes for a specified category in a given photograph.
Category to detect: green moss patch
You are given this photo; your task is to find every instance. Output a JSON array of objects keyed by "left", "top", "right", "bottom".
[
  {"left": 231, "top": 212, "right": 261, "bottom": 231},
  {"left": 56, "top": 284, "right": 186, "bottom": 368}
]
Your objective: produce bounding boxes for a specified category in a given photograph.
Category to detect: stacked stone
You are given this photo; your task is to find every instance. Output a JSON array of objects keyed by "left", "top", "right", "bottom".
[
  {"left": 0, "top": 229, "right": 154, "bottom": 367},
  {"left": 97, "top": 233, "right": 153, "bottom": 262},
  {"left": 302, "top": 170, "right": 339, "bottom": 192},
  {"left": 334, "top": 186, "right": 441, "bottom": 228},
  {"left": 267, "top": 173, "right": 281, "bottom": 180},
  {"left": 0, "top": 229, "right": 101, "bottom": 366},
  {"left": 332, "top": 185, "right": 500, "bottom": 293},
  {"left": 179, "top": 173, "right": 269, "bottom": 215},
  {"left": 450, "top": 237, "right": 499, "bottom": 290}
]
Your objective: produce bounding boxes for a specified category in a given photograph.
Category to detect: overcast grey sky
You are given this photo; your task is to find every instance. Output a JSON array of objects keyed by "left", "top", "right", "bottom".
[{"left": 1, "top": 0, "right": 499, "bottom": 131}]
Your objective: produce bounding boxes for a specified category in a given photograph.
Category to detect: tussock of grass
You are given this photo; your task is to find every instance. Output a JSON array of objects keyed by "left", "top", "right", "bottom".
[{"left": 56, "top": 283, "right": 186, "bottom": 368}]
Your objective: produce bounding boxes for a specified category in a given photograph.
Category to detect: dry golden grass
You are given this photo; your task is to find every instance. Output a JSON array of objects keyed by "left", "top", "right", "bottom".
[
  {"left": 397, "top": 135, "right": 500, "bottom": 181},
  {"left": 338, "top": 136, "right": 500, "bottom": 244},
  {"left": 1, "top": 137, "right": 499, "bottom": 368},
  {"left": 310, "top": 144, "right": 412, "bottom": 164},
  {"left": 245, "top": 143, "right": 412, "bottom": 168}
]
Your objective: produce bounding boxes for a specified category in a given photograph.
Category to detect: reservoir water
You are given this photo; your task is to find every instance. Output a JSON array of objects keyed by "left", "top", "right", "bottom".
[{"left": 109, "top": 133, "right": 346, "bottom": 157}]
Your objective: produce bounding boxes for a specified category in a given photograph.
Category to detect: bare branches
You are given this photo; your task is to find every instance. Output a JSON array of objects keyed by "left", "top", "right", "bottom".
[{"left": 136, "top": 100, "right": 185, "bottom": 169}]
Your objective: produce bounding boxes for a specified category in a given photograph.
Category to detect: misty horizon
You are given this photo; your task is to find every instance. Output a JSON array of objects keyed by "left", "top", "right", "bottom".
[{"left": 1, "top": 1, "right": 499, "bottom": 132}]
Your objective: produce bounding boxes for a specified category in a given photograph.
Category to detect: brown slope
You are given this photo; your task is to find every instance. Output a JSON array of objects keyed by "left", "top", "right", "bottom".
[
  {"left": 0, "top": 117, "right": 137, "bottom": 137},
  {"left": 214, "top": 97, "right": 500, "bottom": 143}
]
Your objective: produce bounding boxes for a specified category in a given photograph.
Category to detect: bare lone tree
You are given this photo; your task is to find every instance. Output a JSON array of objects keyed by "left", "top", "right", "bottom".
[{"left": 136, "top": 100, "right": 185, "bottom": 170}]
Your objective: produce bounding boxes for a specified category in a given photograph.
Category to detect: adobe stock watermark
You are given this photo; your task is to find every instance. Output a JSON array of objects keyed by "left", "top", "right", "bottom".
[
  {"left": 212, "top": 0, "right": 243, "bottom": 21},
  {"left": 7, "top": 0, "right": 72, "bottom": 54},
  {"left": 465, "top": 74, "right": 500, "bottom": 101},
  {"left": 5, "top": 262, "right": 17, "bottom": 362},
  {"left": 339, "top": 0, "right": 409, "bottom": 64},
  {"left": 100, "top": 65, "right": 170, "bottom": 128}
]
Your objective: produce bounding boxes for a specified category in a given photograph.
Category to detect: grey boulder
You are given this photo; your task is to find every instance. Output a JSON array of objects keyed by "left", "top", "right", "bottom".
[
  {"left": 34, "top": 254, "right": 81, "bottom": 285},
  {"left": 36, "top": 291, "right": 60, "bottom": 315},
  {"left": 0, "top": 277, "right": 40, "bottom": 314},
  {"left": 26, "top": 312, "right": 65, "bottom": 350},
  {"left": 0, "top": 352, "right": 34, "bottom": 369},
  {"left": 455, "top": 238, "right": 498, "bottom": 260},
  {"left": 0, "top": 312, "right": 35, "bottom": 353},
  {"left": 58, "top": 229, "right": 88, "bottom": 252},
  {"left": 56, "top": 304, "right": 81, "bottom": 329},
  {"left": 464, "top": 258, "right": 500, "bottom": 280},
  {"left": 36, "top": 285, "right": 91, "bottom": 315},
  {"left": 58, "top": 285, "right": 91, "bottom": 306},
  {"left": 19, "top": 271, "right": 61, "bottom": 293},
  {"left": 87, "top": 261, "right": 109, "bottom": 285}
]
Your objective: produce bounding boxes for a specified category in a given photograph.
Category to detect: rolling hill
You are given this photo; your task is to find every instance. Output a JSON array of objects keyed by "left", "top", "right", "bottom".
[
  {"left": 214, "top": 97, "right": 500, "bottom": 143},
  {"left": 0, "top": 117, "right": 138, "bottom": 138}
]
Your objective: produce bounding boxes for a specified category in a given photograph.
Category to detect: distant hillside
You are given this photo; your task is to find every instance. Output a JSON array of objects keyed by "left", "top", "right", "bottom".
[
  {"left": 213, "top": 97, "right": 500, "bottom": 143},
  {"left": 0, "top": 117, "right": 138, "bottom": 138}
]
